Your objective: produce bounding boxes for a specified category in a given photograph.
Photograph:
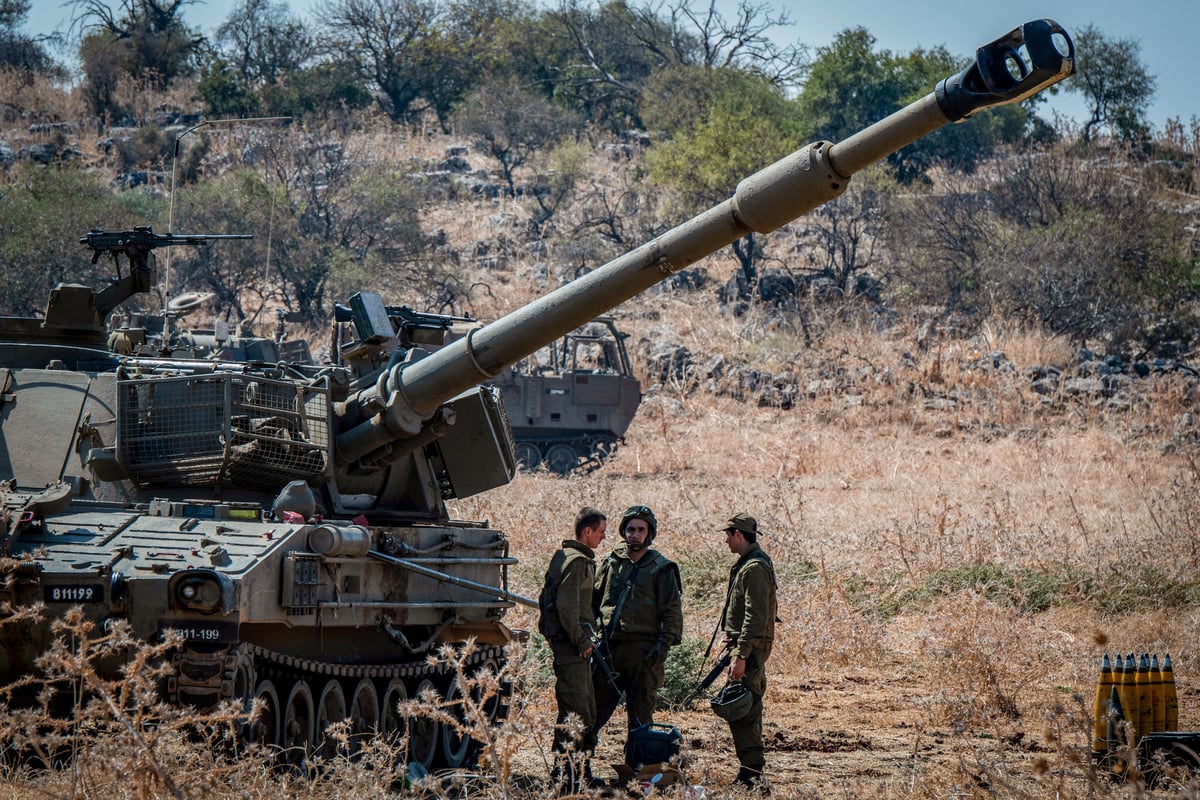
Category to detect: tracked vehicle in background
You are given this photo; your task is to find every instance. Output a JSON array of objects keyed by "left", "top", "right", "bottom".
[
  {"left": 345, "top": 307, "right": 641, "bottom": 475},
  {"left": 494, "top": 318, "right": 641, "bottom": 475},
  {"left": 0, "top": 19, "right": 1073, "bottom": 770}
]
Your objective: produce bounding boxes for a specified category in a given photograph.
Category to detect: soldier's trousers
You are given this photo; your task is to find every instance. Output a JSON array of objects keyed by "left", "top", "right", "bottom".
[
  {"left": 727, "top": 649, "right": 768, "bottom": 771},
  {"left": 594, "top": 636, "right": 663, "bottom": 737},
  {"left": 552, "top": 644, "right": 597, "bottom": 754}
]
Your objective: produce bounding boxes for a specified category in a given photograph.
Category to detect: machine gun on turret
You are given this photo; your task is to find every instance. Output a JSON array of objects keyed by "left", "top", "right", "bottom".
[{"left": 79, "top": 227, "right": 251, "bottom": 318}]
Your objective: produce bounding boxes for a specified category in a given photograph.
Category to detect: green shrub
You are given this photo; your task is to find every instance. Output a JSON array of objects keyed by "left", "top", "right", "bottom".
[{"left": 660, "top": 635, "right": 711, "bottom": 708}]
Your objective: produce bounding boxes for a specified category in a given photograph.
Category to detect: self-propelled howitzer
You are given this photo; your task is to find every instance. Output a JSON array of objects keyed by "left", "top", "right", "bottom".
[{"left": 0, "top": 19, "right": 1072, "bottom": 769}]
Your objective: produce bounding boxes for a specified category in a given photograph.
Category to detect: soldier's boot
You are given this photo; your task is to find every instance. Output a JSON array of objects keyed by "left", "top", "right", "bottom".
[
  {"left": 735, "top": 765, "right": 770, "bottom": 795},
  {"left": 583, "top": 757, "right": 609, "bottom": 790}
]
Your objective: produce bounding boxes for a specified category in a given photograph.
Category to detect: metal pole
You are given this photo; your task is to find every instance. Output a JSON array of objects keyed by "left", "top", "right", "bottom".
[{"left": 370, "top": 550, "right": 538, "bottom": 608}]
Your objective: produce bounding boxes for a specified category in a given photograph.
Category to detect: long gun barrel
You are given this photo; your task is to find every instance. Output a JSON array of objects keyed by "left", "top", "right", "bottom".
[{"left": 335, "top": 19, "right": 1074, "bottom": 459}]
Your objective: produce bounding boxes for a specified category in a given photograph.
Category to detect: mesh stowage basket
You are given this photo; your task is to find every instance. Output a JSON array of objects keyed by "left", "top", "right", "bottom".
[{"left": 117, "top": 372, "right": 332, "bottom": 490}]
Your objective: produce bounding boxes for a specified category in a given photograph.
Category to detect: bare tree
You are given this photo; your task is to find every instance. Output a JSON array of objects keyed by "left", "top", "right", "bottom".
[
  {"left": 666, "top": 0, "right": 805, "bottom": 84},
  {"left": 313, "top": 0, "right": 444, "bottom": 122},
  {"left": 793, "top": 170, "right": 891, "bottom": 296},
  {"left": 215, "top": 0, "right": 313, "bottom": 85}
]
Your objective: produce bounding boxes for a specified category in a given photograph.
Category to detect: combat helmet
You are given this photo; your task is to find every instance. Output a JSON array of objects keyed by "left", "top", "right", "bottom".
[
  {"left": 620, "top": 504, "right": 658, "bottom": 540},
  {"left": 710, "top": 681, "right": 754, "bottom": 721}
]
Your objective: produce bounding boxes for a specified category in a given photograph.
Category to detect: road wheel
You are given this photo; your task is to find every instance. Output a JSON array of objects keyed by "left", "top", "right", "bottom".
[
  {"left": 348, "top": 678, "right": 380, "bottom": 759},
  {"left": 545, "top": 444, "right": 578, "bottom": 476},
  {"left": 515, "top": 442, "right": 543, "bottom": 470},
  {"left": 408, "top": 678, "right": 440, "bottom": 769},
  {"left": 315, "top": 679, "right": 348, "bottom": 760},
  {"left": 245, "top": 678, "right": 280, "bottom": 750},
  {"left": 282, "top": 680, "right": 315, "bottom": 769}
]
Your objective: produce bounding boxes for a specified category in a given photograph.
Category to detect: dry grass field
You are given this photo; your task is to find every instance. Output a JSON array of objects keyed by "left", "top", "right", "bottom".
[
  {"left": 7, "top": 304, "right": 1196, "bottom": 799},
  {"left": 453, "top": 301, "right": 1200, "bottom": 799}
]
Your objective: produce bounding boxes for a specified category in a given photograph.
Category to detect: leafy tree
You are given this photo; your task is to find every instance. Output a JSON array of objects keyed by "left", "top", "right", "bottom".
[
  {"left": 532, "top": 0, "right": 665, "bottom": 129},
  {"left": 794, "top": 27, "right": 891, "bottom": 143},
  {"left": 526, "top": 137, "right": 591, "bottom": 238},
  {"left": 645, "top": 68, "right": 801, "bottom": 287},
  {"left": 196, "top": 57, "right": 261, "bottom": 117},
  {"left": 70, "top": 0, "right": 205, "bottom": 97},
  {"left": 0, "top": 0, "right": 57, "bottom": 72},
  {"left": 1065, "top": 23, "right": 1157, "bottom": 143},
  {"left": 456, "top": 75, "right": 582, "bottom": 196},
  {"left": 168, "top": 169, "right": 284, "bottom": 319},
  {"left": 197, "top": 58, "right": 369, "bottom": 120},
  {"left": 257, "top": 59, "right": 373, "bottom": 118},
  {"left": 795, "top": 27, "right": 1025, "bottom": 183},
  {"left": 419, "top": 0, "right": 535, "bottom": 127},
  {"left": 214, "top": 0, "right": 313, "bottom": 86},
  {"left": 197, "top": 124, "right": 434, "bottom": 321},
  {"left": 887, "top": 45, "right": 1026, "bottom": 182},
  {"left": 313, "top": 0, "right": 446, "bottom": 124},
  {"left": 531, "top": 0, "right": 804, "bottom": 131},
  {"left": 77, "top": 32, "right": 124, "bottom": 117}
]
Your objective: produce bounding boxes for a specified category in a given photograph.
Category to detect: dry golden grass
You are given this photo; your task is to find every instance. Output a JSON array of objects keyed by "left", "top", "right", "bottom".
[{"left": 446, "top": 301, "right": 1200, "bottom": 797}]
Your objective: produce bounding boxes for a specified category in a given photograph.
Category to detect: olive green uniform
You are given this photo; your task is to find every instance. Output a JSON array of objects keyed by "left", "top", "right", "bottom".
[
  {"left": 538, "top": 539, "right": 599, "bottom": 754},
  {"left": 721, "top": 543, "right": 777, "bottom": 776},
  {"left": 593, "top": 546, "right": 684, "bottom": 741}
]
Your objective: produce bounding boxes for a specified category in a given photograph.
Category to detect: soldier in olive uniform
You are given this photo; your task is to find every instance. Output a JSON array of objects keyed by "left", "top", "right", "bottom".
[
  {"left": 720, "top": 512, "right": 777, "bottom": 792},
  {"left": 538, "top": 506, "right": 607, "bottom": 789},
  {"left": 593, "top": 505, "right": 684, "bottom": 761}
]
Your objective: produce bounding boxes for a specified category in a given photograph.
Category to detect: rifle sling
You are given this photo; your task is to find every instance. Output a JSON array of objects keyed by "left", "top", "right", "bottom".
[{"left": 602, "top": 557, "right": 642, "bottom": 643}]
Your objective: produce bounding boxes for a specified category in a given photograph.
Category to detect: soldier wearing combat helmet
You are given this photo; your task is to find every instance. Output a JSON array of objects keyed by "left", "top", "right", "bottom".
[{"left": 592, "top": 504, "right": 684, "bottom": 762}]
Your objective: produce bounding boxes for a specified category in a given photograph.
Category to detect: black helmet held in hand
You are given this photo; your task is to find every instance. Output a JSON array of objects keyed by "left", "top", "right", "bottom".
[{"left": 710, "top": 681, "right": 753, "bottom": 722}]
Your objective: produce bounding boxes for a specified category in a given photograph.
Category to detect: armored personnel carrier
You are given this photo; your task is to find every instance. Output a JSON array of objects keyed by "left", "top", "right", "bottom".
[
  {"left": 0, "top": 19, "right": 1073, "bottom": 770},
  {"left": 494, "top": 318, "right": 641, "bottom": 475},
  {"left": 346, "top": 307, "right": 641, "bottom": 475}
]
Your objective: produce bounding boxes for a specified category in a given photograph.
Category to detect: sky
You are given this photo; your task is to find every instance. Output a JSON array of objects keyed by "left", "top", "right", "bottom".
[{"left": 23, "top": 0, "right": 1199, "bottom": 132}]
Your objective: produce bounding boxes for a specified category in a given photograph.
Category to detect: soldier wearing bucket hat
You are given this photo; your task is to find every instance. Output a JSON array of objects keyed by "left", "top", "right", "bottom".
[{"left": 717, "top": 511, "right": 777, "bottom": 793}]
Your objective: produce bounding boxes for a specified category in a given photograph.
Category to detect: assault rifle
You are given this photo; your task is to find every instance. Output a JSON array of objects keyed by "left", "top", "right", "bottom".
[
  {"left": 584, "top": 622, "right": 623, "bottom": 698},
  {"left": 80, "top": 227, "right": 251, "bottom": 317},
  {"left": 594, "top": 559, "right": 641, "bottom": 672},
  {"left": 682, "top": 644, "right": 734, "bottom": 707}
]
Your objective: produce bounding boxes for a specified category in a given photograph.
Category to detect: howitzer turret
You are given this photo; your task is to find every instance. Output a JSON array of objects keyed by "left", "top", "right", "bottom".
[{"left": 0, "top": 20, "right": 1072, "bottom": 770}]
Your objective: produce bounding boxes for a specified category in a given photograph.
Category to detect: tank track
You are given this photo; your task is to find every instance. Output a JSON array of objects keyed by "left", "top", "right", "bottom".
[{"left": 169, "top": 639, "right": 511, "bottom": 770}]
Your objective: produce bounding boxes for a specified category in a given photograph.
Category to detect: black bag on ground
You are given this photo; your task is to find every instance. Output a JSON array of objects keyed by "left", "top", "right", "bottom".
[{"left": 626, "top": 721, "right": 682, "bottom": 767}]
